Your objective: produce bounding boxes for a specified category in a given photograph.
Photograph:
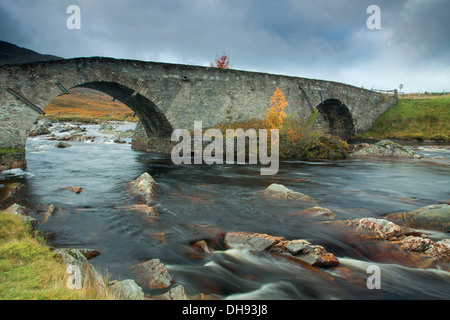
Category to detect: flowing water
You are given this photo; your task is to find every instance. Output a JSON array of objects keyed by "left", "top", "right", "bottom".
[{"left": 1, "top": 122, "right": 449, "bottom": 300}]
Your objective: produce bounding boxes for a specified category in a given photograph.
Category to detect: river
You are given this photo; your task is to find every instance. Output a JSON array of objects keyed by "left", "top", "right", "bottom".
[{"left": 1, "top": 122, "right": 449, "bottom": 300}]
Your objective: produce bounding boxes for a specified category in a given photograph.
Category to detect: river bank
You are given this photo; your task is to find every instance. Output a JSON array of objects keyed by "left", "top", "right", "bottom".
[{"left": 0, "top": 120, "right": 449, "bottom": 300}]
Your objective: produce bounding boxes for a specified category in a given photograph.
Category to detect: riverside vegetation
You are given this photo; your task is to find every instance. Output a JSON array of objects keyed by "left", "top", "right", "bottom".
[
  {"left": 360, "top": 94, "right": 449, "bottom": 142},
  {"left": 0, "top": 211, "right": 110, "bottom": 299},
  {"left": 216, "top": 86, "right": 350, "bottom": 160}
]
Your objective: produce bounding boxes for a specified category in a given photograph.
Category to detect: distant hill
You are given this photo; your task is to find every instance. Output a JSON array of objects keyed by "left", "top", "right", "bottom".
[{"left": 0, "top": 40, "right": 63, "bottom": 65}]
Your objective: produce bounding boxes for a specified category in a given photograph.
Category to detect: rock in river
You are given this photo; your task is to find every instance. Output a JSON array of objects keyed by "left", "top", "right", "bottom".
[
  {"left": 130, "top": 258, "right": 173, "bottom": 290},
  {"left": 224, "top": 231, "right": 339, "bottom": 267},
  {"left": 129, "top": 172, "right": 157, "bottom": 202},
  {"left": 353, "top": 140, "right": 420, "bottom": 159},
  {"left": 258, "top": 183, "right": 316, "bottom": 202},
  {"left": 385, "top": 204, "right": 450, "bottom": 232}
]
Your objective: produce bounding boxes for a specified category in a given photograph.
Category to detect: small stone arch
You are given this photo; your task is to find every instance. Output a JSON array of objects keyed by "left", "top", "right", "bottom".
[{"left": 315, "top": 99, "right": 355, "bottom": 138}]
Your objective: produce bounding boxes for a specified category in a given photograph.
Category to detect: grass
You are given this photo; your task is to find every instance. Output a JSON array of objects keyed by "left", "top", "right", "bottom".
[
  {"left": 0, "top": 211, "right": 113, "bottom": 300},
  {"left": 360, "top": 94, "right": 450, "bottom": 142},
  {"left": 0, "top": 148, "right": 25, "bottom": 157}
]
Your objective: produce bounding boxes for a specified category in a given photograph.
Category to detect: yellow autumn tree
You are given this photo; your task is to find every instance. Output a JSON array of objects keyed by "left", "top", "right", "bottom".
[{"left": 265, "top": 86, "right": 288, "bottom": 129}]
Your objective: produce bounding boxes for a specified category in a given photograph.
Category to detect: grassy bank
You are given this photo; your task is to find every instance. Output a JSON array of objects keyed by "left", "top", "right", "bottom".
[
  {"left": 360, "top": 94, "right": 450, "bottom": 142},
  {"left": 0, "top": 211, "right": 103, "bottom": 300}
]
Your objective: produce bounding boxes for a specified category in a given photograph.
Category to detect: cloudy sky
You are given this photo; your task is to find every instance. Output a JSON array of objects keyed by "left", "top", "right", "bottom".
[{"left": 1, "top": 0, "right": 448, "bottom": 92}]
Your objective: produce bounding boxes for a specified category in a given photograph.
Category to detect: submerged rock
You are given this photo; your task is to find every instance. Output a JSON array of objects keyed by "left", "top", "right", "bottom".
[
  {"left": 385, "top": 204, "right": 449, "bottom": 232},
  {"left": 353, "top": 140, "right": 420, "bottom": 159},
  {"left": 296, "top": 206, "right": 336, "bottom": 219},
  {"left": 258, "top": 184, "right": 316, "bottom": 202}
]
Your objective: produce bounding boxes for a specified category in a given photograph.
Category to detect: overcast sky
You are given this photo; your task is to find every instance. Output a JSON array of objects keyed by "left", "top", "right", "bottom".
[{"left": 1, "top": 0, "right": 448, "bottom": 92}]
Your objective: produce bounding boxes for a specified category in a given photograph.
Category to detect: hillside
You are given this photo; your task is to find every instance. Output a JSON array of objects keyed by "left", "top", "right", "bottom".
[
  {"left": 44, "top": 87, "right": 136, "bottom": 122},
  {"left": 360, "top": 94, "right": 450, "bottom": 142},
  {"left": 0, "top": 40, "right": 63, "bottom": 65}
]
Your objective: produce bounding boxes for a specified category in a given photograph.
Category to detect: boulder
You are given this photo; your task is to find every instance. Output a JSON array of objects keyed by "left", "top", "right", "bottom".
[
  {"left": 385, "top": 204, "right": 449, "bottom": 232},
  {"left": 348, "top": 218, "right": 414, "bottom": 240},
  {"left": 55, "top": 141, "right": 72, "bottom": 148},
  {"left": 353, "top": 140, "right": 420, "bottom": 159},
  {"left": 129, "top": 172, "right": 157, "bottom": 202},
  {"left": 110, "top": 279, "right": 145, "bottom": 300},
  {"left": 258, "top": 184, "right": 316, "bottom": 202},
  {"left": 224, "top": 231, "right": 285, "bottom": 251},
  {"left": 130, "top": 258, "right": 173, "bottom": 290},
  {"left": 399, "top": 236, "right": 449, "bottom": 266},
  {"left": 54, "top": 248, "right": 107, "bottom": 293},
  {"left": 224, "top": 231, "right": 339, "bottom": 267},
  {"left": 155, "top": 285, "right": 189, "bottom": 300}
]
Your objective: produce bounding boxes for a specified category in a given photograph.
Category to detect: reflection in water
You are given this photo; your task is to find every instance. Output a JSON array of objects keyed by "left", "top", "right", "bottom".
[{"left": 1, "top": 123, "right": 449, "bottom": 299}]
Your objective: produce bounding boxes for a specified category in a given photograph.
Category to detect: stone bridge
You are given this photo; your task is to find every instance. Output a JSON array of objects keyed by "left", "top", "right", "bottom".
[{"left": 0, "top": 57, "right": 397, "bottom": 152}]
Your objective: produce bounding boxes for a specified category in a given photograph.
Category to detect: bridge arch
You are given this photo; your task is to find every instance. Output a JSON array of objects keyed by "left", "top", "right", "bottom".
[
  {"left": 74, "top": 81, "right": 173, "bottom": 139},
  {"left": 315, "top": 99, "right": 355, "bottom": 138}
]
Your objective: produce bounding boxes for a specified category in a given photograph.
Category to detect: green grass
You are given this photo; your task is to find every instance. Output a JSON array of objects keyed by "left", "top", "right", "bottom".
[
  {"left": 0, "top": 148, "right": 25, "bottom": 157},
  {"left": 360, "top": 95, "right": 450, "bottom": 142},
  {"left": 0, "top": 211, "right": 105, "bottom": 300}
]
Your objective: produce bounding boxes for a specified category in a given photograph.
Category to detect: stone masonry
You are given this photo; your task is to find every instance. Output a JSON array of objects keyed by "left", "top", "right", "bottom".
[{"left": 0, "top": 57, "right": 397, "bottom": 152}]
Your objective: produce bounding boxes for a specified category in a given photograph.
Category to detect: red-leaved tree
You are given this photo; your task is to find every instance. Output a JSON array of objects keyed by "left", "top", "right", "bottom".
[{"left": 210, "top": 53, "right": 231, "bottom": 69}]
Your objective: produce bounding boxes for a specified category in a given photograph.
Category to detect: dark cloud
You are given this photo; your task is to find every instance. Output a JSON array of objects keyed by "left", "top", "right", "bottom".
[{"left": 0, "top": 0, "right": 448, "bottom": 91}]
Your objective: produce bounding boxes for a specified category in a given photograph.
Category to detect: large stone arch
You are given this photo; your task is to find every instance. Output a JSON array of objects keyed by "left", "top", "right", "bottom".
[
  {"left": 314, "top": 99, "right": 355, "bottom": 138},
  {"left": 75, "top": 81, "right": 173, "bottom": 139}
]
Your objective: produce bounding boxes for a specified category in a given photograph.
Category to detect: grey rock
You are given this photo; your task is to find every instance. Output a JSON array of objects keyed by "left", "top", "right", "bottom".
[
  {"left": 110, "top": 279, "right": 145, "bottom": 300},
  {"left": 385, "top": 204, "right": 450, "bottom": 232},
  {"left": 259, "top": 184, "right": 316, "bottom": 202},
  {"left": 353, "top": 140, "right": 419, "bottom": 159},
  {"left": 55, "top": 141, "right": 72, "bottom": 148}
]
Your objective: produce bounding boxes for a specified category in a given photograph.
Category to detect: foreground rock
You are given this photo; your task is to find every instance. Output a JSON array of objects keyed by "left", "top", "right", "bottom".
[
  {"left": 385, "top": 204, "right": 449, "bottom": 232},
  {"left": 153, "top": 285, "right": 189, "bottom": 300},
  {"left": 353, "top": 140, "right": 420, "bottom": 159},
  {"left": 129, "top": 172, "right": 157, "bottom": 202},
  {"left": 258, "top": 184, "right": 316, "bottom": 202},
  {"left": 130, "top": 258, "right": 173, "bottom": 290},
  {"left": 109, "top": 279, "right": 145, "bottom": 300},
  {"left": 224, "top": 231, "right": 339, "bottom": 267},
  {"left": 54, "top": 248, "right": 107, "bottom": 294},
  {"left": 321, "top": 218, "right": 449, "bottom": 270},
  {"left": 0, "top": 152, "right": 27, "bottom": 173}
]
